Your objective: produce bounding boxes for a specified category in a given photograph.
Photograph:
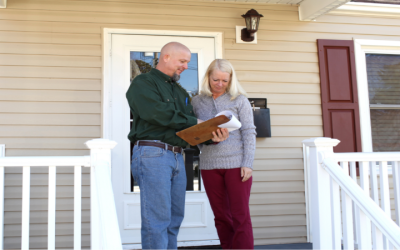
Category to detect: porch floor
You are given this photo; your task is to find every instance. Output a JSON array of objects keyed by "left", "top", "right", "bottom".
[{"left": 179, "top": 243, "right": 312, "bottom": 249}]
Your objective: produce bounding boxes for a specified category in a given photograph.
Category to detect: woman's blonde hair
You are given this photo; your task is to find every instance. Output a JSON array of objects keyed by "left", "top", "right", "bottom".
[{"left": 200, "top": 59, "right": 247, "bottom": 100}]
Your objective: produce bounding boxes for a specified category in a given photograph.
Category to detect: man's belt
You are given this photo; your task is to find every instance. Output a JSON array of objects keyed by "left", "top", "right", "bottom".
[{"left": 134, "top": 141, "right": 183, "bottom": 154}]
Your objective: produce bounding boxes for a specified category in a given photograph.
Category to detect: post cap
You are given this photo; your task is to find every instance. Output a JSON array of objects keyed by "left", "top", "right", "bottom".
[{"left": 302, "top": 137, "right": 340, "bottom": 147}]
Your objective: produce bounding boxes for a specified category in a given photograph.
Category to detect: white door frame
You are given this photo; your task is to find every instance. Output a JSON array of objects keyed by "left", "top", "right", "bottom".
[{"left": 102, "top": 28, "right": 224, "bottom": 139}]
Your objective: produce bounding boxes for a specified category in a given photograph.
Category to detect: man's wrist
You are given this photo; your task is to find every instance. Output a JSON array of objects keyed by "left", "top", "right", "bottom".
[{"left": 186, "top": 116, "right": 197, "bottom": 128}]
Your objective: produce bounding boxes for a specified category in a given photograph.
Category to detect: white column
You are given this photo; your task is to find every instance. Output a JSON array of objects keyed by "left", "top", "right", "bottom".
[
  {"left": 302, "top": 137, "right": 340, "bottom": 250},
  {"left": 85, "top": 139, "right": 119, "bottom": 250}
]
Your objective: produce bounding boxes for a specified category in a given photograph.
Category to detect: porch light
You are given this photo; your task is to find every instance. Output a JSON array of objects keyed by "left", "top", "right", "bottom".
[{"left": 241, "top": 9, "right": 263, "bottom": 42}]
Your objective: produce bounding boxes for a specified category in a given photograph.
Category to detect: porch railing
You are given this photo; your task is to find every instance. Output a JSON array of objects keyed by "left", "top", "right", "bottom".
[
  {"left": 0, "top": 139, "right": 122, "bottom": 250},
  {"left": 303, "top": 137, "right": 400, "bottom": 250}
]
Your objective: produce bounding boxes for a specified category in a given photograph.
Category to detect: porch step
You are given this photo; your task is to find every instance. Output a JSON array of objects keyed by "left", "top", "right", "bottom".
[{"left": 123, "top": 242, "right": 312, "bottom": 250}]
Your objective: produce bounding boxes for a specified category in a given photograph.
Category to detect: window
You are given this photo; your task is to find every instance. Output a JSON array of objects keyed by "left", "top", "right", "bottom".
[
  {"left": 354, "top": 39, "right": 400, "bottom": 153},
  {"left": 366, "top": 54, "right": 400, "bottom": 152}
]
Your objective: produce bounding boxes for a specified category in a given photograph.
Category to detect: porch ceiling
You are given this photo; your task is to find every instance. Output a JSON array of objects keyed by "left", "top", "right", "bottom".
[
  {"left": 211, "top": 0, "right": 303, "bottom": 4},
  {"left": 203, "top": 0, "right": 350, "bottom": 21}
]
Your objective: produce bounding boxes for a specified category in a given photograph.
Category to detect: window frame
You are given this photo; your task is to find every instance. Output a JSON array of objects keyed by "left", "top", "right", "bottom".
[{"left": 353, "top": 39, "right": 400, "bottom": 152}]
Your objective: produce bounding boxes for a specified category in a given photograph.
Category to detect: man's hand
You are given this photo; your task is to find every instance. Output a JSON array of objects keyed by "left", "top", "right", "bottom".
[
  {"left": 241, "top": 167, "right": 252, "bottom": 182},
  {"left": 211, "top": 128, "right": 229, "bottom": 142}
]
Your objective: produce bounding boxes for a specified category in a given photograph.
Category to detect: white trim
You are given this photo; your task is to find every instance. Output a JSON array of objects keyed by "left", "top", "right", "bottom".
[
  {"left": 0, "top": 0, "right": 6, "bottom": 8},
  {"left": 333, "top": 2, "right": 400, "bottom": 17},
  {"left": 102, "top": 28, "right": 223, "bottom": 139},
  {"left": 353, "top": 39, "right": 400, "bottom": 153},
  {"left": 298, "top": 0, "right": 350, "bottom": 21}
]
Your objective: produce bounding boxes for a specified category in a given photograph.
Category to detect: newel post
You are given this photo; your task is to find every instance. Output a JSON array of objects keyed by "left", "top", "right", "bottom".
[
  {"left": 302, "top": 137, "right": 340, "bottom": 249},
  {"left": 85, "top": 139, "right": 118, "bottom": 250}
]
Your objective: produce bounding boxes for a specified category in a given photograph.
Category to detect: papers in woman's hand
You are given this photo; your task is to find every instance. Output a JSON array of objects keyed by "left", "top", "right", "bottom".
[{"left": 215, "top": 111, "right": 241, "bottom": 132}]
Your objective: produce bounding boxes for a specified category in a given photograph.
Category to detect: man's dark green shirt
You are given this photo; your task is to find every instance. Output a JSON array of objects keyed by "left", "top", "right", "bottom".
[{"left": 126, "top": 68, "right": 197, "bottom": 147}]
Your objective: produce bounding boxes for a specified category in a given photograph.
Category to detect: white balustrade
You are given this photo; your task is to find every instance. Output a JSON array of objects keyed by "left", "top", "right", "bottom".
[
  {"left": 303, "top": 137, "right": 400, "bottom": 250},
  {"left": 0, "top": 139, "right": 122, "bottom": 250}
]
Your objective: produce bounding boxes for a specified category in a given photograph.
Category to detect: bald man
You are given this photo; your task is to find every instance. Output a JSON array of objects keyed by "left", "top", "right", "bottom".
[{"left": 126, "top": 42, "right": 227, "bottom": 249}]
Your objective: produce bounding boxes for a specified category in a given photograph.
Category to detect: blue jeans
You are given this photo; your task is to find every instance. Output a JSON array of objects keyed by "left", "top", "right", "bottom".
[{"left": 131, "top": 144, "right": 187, "bottom": 249}]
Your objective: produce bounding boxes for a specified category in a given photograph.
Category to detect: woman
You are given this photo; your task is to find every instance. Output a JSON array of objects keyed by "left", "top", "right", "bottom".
[{"left": 191, "top": 59, "right": 256, "bottom": 249}]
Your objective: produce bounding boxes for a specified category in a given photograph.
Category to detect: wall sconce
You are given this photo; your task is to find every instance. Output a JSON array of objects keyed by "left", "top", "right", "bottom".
[{"left": 240, "top": 9, "right": 263, "bottom": 43}]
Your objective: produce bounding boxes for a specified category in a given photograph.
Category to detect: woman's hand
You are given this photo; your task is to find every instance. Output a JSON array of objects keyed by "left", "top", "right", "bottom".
[
  {"left": 241, "top": 167, "right": 252, "bottom": 182},
  {"left": 211, "top": 128, "right": 229, "bottom": 142}
]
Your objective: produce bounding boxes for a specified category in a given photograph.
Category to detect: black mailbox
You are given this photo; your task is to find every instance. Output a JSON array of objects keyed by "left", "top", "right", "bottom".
[{"left": 248, "top": 98, "right": 271, "bottom": 138}]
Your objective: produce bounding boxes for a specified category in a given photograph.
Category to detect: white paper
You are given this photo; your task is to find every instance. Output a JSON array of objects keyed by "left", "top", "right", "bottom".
[{"left": 215, "top": 110, "right": 241, "bottom": 132}]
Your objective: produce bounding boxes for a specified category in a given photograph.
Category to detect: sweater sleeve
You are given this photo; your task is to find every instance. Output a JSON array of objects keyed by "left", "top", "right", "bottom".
[{"left": 238, "top": 96, "right": 257, "bottom": 169}]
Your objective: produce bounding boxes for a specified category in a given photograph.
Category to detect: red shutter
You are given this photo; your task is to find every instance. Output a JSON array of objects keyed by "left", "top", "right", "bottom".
[{"left": 317, "top": 39, "right": 362, "bottom": 153}]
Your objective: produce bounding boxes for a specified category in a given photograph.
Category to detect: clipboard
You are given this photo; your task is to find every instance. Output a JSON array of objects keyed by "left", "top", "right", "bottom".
[{"left": 176, "top": 115, "right": 230, "bottom": 146}]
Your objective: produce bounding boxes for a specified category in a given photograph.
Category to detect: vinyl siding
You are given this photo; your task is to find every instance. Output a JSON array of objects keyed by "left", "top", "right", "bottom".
[{"left": 1, "top": 0, "right": 400, "bottom": 248}]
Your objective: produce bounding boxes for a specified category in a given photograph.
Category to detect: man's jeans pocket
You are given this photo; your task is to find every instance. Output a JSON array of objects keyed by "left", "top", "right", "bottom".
[{"left": 141, "top": 146, "right": 165, "bottom": 158}]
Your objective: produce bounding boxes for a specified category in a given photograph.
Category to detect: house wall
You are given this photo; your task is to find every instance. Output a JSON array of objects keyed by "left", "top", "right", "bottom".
[{"left": 1, "top": 0, "right": 400, "bottom": 248}]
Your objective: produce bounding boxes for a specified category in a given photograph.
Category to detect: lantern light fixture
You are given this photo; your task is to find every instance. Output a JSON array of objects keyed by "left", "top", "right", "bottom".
[{"left": 241, "top": 9, "right": 263, "bottom": 42}]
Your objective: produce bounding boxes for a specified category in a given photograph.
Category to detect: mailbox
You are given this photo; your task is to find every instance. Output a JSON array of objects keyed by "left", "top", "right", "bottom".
[{"left": 248, "top": 98, "right": 271, "bottom": 138}]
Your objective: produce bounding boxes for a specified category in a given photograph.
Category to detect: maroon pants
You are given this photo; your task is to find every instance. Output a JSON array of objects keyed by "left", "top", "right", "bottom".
[{"left": 201, "top": 168, "right": 254, "bottom": 249}]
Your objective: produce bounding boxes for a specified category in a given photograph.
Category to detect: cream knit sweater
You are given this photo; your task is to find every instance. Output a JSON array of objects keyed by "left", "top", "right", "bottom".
[{"left": 191, "top": 93, "right": 257, "bottom": 170}]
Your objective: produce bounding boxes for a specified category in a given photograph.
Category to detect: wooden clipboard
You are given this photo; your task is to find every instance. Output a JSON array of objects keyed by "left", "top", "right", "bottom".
[{"left": 176, "top": 115, "right": 230, "bottom": 146}]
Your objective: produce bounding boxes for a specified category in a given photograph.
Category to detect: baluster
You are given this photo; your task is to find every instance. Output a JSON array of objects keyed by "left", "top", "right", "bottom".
[
  {"left": 74, "top": 166, "right": 82, "bottom": 250},
  {"left": 393, "top": 161, "right": 400, "bottom": 226},
  {"left": 0, "top": 165, "right": 4, "bottom": 250},
  {"left": 370, "top": 161, "right": 384, "bottom": 250},
  {"left": 340, "top": 161, "right": 354, "bottom": 250},
  {"left": 0, "top": 146, "right": 3, "bottom": 250},
  {"left": 350, "top": 161, "right": 360, "bottom": 249},
  {"left": 21, "top": 166, "right": 30, "bottom": 250},
  {"left": 48, "top": 166, "right": 56, "bottom": 250},
  {"left": 357, "top": 161, "right": 372, "bottom": 250},
  {"left": 330, "top": 176, "right": 342, "bottom": 250},
  {"left": 379, "top": 161, "right": 391, "bottom": 249}
]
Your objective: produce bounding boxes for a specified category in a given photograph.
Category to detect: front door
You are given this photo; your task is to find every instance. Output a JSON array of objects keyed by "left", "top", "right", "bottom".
[{"left": 109, "top": 33, "right": 219, "bottom": 245}]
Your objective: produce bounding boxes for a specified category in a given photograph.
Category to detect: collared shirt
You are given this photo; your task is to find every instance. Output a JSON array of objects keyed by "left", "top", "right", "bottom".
[{"left": 126, "top": 68, "right": 197, "bottom": 147}]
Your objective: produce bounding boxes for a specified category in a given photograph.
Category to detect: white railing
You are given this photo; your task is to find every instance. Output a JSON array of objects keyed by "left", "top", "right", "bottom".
[
  {"left": 303, "top": 137, "right": 400, "bottom": 250},
  {"left": 0, "top": 139, "right": 122, "bottom": 250}
]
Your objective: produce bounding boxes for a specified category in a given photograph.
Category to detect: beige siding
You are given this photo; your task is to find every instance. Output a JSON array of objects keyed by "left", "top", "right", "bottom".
[{"left": 1, "top": 0, "right": 400, "bottom": 248}]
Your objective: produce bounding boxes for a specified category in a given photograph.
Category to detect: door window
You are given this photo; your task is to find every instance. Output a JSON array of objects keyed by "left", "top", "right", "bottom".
[{"left": 366, "top": 54, "right": 400, "bottom": 152}]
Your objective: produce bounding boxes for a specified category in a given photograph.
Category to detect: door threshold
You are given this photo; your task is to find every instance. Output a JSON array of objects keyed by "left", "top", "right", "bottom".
[{"left": 123, "top": 240, "right": 221, "bottom": 250}]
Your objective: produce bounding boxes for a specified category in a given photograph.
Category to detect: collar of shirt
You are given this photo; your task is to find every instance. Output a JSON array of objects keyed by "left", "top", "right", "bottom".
[
  {"left": 212, "top": 92, "right": 229, "bottom": 101},
  {"left": 150, "top": 68, "right": 174, "bottom": 84}
]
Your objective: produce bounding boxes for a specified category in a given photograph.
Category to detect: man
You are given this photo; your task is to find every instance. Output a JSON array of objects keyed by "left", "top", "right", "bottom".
[{"left": 126, "top": 42, "right": 228, "bottom": 249}]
